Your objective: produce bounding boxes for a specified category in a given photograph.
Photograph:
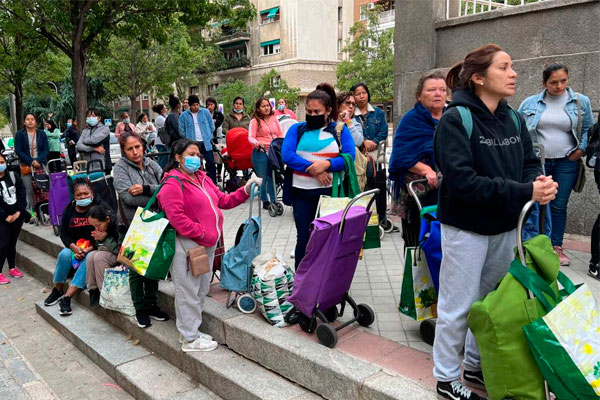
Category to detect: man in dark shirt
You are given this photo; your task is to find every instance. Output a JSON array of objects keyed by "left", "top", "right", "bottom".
[{"left": 64, "top": 118, "right": 79, "bottom": 166}]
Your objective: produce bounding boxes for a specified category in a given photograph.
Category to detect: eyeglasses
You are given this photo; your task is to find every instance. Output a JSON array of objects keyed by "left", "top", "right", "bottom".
[{"left": 344, "top": 101, "right": 356, "bottom": 107}]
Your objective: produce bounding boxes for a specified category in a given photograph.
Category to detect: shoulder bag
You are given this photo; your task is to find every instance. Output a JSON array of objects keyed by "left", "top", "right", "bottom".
[
  {"left": 573, "top": 96, "right": 586, "bottom": 193},
  {"left": 20, "top": 131, "right": 36, "bottom": 176}
]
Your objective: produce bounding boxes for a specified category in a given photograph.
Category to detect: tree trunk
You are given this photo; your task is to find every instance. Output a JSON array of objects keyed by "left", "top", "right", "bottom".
[
  {"left": 129, "top": 95, "right": 138, "bottom": 119},
  {"left": 72, "top": 42, "right": 88, "bottom": 129},
  {"left": 14, "top": 81, "right": 24, "bottom": 131}
]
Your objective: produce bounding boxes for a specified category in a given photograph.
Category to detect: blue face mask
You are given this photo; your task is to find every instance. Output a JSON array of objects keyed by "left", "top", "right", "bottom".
[
  {"left": 86, "top": 117, "right": 98, "bottom": 127},
  {"left": 278, "top": 105, "right": 285, "bottom": 110},
  {"left": 75, "top": 197, "right": 93, "bottom": 207},
  {"left": 233, "top": 108, "right": 243, "bottom": 114},
  {"left": 123, "top": 118, "right": 130, "bottom": 124},
  {"left": 182, "top": 156, "right": 201, "bottom": 174},
  {"left": 0, "top": 164, "right": 6, "bottom": 173},
  {"left": 66, "top": 123, "right": 72, "bottom": 127}
]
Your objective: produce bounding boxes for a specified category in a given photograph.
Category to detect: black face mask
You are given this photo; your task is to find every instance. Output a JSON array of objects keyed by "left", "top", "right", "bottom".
[{"left": 305, "top": 114, "right": 327, "bottom": 131}]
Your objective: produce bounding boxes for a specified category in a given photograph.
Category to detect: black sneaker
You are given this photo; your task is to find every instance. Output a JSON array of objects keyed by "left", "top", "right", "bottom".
[
  {"left": 589, "top": 263, "right": 600, "bottom": 280},
  {"left": 89, "top": 289, "right": 100, "bottom": 307},
  {"left": 147, "top": 307, "right": 169, "bottom": 321},
  {"left": 59, "top": 296, "right": 72, "bottom": 316},
  {"left": 44, "top": 287, "right": 63, "bottom": 306},
  {"left": 136, "top": 311, "right": 152, "bottom": 328},
  {"left": 463, "top": 370, "right": 485, "bottom": 390},
  {"left": 437, "top": 380, "right": 486, "bottom": 400},
  {"left": 262, "top": 201, "right": 270, "bottom": 210}
]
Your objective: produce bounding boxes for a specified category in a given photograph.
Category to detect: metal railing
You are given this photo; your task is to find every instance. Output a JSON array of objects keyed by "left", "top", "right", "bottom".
[
  {"left": 378, "top": 9, "right": 395, "bottom": 24},
  {"left": 446, "top": 0, "right": 551, "bottom": 19}
]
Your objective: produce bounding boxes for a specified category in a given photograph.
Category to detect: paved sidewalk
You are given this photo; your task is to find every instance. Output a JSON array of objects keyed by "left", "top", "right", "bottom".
[{"left": 0, "top": 274, "right": 133, "bottom": 400}]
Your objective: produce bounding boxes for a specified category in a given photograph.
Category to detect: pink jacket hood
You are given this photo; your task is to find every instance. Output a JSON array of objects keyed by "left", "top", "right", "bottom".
[{"left": 157, "top": 168, "right": 249, "bottom": 247}]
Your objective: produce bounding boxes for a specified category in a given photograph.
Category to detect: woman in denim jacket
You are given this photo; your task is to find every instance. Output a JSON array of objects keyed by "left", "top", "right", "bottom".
[
  {"left": 350, "top": 82, "right": 388, "bottom": 152},
  {"left": 518, "top": 62, "right": 594, "bottom": 266}
]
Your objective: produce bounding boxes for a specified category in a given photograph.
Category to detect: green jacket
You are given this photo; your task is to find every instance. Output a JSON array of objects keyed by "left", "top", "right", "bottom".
[{"left": 46, "top": 129, "right": 61, "bottom": 152}]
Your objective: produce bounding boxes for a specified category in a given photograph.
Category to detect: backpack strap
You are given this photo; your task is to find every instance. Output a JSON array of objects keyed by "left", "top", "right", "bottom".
[
  {"left": 507, "top": 105, "right": 521, "bottom": 135},
  {"left": 456, "top": 106, "right": 473, "bottom": 139},
  {"left": 8, "top": 171, "right": 15, "bottom": 185}
]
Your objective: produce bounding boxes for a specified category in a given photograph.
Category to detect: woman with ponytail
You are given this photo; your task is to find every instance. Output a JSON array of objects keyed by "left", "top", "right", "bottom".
[
  {"left": 431, "top": 44, "right": 557, "bottom": 400},
  {"left": 281, "top": 83, "right": 355, "bottom": 269}
]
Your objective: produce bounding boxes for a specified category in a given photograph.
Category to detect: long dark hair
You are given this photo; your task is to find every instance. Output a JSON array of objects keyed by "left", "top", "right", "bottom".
[
  {"left": 306, "top": 83, "right": 338, "bottom": 122},
  {"left": 446, "top": 44, "right": 504, "bottom": 92},
  {"left": 350, "top": 82, "right": 371, "bottom": 102},
  {"left": 252, "top": 97, "right": 273, "bottom": 121},
  {"left": 164, "top": 139, "right": 200, "bottom": 172}
]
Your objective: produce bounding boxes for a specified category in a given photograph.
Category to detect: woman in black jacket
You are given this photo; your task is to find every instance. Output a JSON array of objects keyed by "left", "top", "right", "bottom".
[
  {"left": 0, "top": 152, "right": 27, "bottom": 284},
  {"left": 431, "top": 44, "right": 557, "bottom": 400}
]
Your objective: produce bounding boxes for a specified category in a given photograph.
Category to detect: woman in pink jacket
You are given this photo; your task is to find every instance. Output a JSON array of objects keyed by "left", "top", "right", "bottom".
[
  {"left": 157, "top": 139, "right": 261, "bottom": 352},
  {"left": 114, "top": 112, "right": 136, "bottom": 140},
  {"left": 249, "top": 97, "right": 283, "bottom": 209}
]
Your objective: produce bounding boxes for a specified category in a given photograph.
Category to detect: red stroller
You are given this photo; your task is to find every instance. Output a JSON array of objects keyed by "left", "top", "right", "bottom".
[{"left": 214, "top": 127, "right": 254, "bottom": 192}]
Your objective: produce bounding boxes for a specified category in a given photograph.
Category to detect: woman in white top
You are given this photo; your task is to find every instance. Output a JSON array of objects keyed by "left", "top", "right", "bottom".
[{"left": 136, "top": 113, "right": 157, "bottom": 149}]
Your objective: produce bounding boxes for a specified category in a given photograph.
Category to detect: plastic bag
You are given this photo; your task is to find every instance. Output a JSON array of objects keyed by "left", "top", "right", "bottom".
[{"left": 100, "top": 266, "right": 136, "bottom": 316}]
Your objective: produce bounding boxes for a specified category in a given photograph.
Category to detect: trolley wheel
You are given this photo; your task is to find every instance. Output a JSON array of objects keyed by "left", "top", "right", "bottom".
[
  {"left": 268, "top": 203, "right": 278, "bottom": 217},
  {"left": 323, "top": 306, "right": 338, "bottom": 323},
  {"left": 355, "top": 304, "right": 375, "bottom": 327},
  {"left": 276, "top": 202, "right": 284, "bottom": 216},
  {"left": 379, "top": 225, "right": 385, "bottom": 240},
  {"left": 316, "top": 323, "right": 338, "bottom": 348},
  {"left": 298, "top": 313, "right": 317, "bottom": 333},
  {"left": 53, "top": 225, "right": 60, "bottom": 236},
  {"left": 420, "top": 319, "right": 436, "bottom": 346},
  {"left": 381, "top": 218, "right": 394, "bottom": 233},
  {"left": 237, "top": 294, "right": 257, "bottom": 314}
]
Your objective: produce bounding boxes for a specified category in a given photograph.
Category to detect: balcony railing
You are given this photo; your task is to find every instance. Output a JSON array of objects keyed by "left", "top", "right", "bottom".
[
  {"left": 378, "top": 9, "right": 395, "bottom": 24},
  {"left": 216, "top": 30, "right": 250, "bottom": 46},
  {"left": 223, "top": 57, "right": 251, "bottom": 70},
  {"left": 446, "top": 0, "right": 551, "bottom": 19}
]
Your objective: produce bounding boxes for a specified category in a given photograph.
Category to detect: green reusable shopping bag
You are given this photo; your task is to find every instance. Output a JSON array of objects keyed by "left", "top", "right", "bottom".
[
  {"left": 399, "top": 247, "right": 437, "bottom": 321},
  {"left": 514, "top": 267, "right": 599, "bottom": 399},
  {"left": 117, "top": 177, "right": 179, "bottom": 280},
  {"left": 467, "top": 235, "right": 561, "bottom": 400}
]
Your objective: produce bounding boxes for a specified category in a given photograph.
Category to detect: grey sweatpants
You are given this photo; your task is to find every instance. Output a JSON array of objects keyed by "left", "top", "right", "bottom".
[
  {"left": 433, "top": 224, "right": 516, "bottom": 382},
  {"left": 86, "top": 250, "right": 118, "bottom": 290},
  {"left": 22, "top": 173, "right": 34, "bottom": 211},
  {"left": 171, "top": 235, "right": 216, "bottom": 343}
]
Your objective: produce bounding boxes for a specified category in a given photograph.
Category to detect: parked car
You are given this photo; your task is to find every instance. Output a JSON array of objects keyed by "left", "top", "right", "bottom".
[{"left": 110, "top": 133, "right": 121, "bottom": 164}]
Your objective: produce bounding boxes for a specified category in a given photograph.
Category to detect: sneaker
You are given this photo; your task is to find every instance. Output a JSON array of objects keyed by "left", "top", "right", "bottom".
[
  {"left": 147, "top": 307, "right": 169, "bottom": 321},
  {"left": 59, "top": 296, "right": 72, "bottom": 316},
  {"left": 0, "top": 274, "right": 10, "bottom": 285},
  {"left": 553, "top": 246, "right": 570, "bottom": 266},
  {"left": 437, "top": 380, "right": 486, "bottom": 400},
  {"left": 136, "top": 311, "right": 152, "bottom": 328},
  {"left": 463, "top": 370, "right": 485, "bottom": 390},
  {"left": 44, "top": 287, "right": 63, "bottom": 306},
  {"left": 589, "top": 263, "right": 600, "bottom": 280},
  {"left": 179, "top": 332, "right": 214, "bottom": 344},
  {"left": 88, "top": 289, "right": 100, "bottom": 307},
  {"left": 181, "top": 336, "right": 218, "bottom": 352},
  {"left": 8, "top": 268, "right": 23, "bottom": 278},
  {"left": 262, "top": 201, "right": 270, "bottom": 210}
]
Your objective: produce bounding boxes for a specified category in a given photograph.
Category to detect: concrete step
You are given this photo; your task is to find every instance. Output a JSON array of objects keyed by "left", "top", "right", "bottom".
[
  {"left": 35, "top": 300, "right": 221, "bottom": 400},
  {"left": 20, "top": 241, "right": 321, "bottom": 400},
  {"left": 18, "top": 224, "right": 437, "bottom": 400}
]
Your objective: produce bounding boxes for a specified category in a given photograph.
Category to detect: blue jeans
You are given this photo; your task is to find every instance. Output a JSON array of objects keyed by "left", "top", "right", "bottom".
[
  {"left": 199, "top": 142, "right": 217, "bottom": 184},
  {"left": 251, "top": 149, "right": 275, "bottom": 203},
  {"left": 291, "top": 186, "right": 331, "bottom": 269},
  {"left": 544, "top": 157, "right": 579, "bottom": 247},
  {"left": 522, "top": 203, "right": 552, "bottom": 241},
  {"left": 53, "top": 248, "right": 88, "bottom": 289}
]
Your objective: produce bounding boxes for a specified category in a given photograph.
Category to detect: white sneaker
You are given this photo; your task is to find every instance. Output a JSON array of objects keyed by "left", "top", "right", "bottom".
[
  {"left": 181, "top": 336, "right": 218, "bottom": 352},
  {"left": 179, "top": 332, "right": 213, "bottom": 344}
]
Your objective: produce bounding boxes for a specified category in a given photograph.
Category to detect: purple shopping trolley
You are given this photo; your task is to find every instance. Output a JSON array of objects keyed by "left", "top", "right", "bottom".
[
  {"left": 287, "top": 189, "right": 379, "bottom": 347},
  {"left": 48, "top": 159, "right": 70, "bottom": 236}
]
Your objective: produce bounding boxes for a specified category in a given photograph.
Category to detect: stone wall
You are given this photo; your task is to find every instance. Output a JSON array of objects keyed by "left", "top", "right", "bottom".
[{"left": 394, "top": 0, "right": 600, "bottom": 235}]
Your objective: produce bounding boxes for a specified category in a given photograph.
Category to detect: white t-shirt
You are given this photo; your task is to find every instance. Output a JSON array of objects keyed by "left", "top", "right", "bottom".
[{"left": 191, "top": 112, "right": 203, "bottom": 142}]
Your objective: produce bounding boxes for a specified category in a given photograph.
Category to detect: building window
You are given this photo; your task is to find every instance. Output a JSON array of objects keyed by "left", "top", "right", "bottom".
[
  {"left": 142, "top": 94, "right": 149, "bottom": 100},
  {"left": 337, "top": 39, "right": 342, "bottom": 53},
  {"left": 260, "top": 6, "right": 280, "bottom": 24},
  {"left": 208, "top": 84, "right": 219, "bottom": 94},
  {"left": 359, "top": 3, "right": 374, "bottom": 20},
  {"left": 261, "top": 39, "right": 281, "bottom": 56},
  {"left": 270, "top": 75, "right": 281, "bottom": 87},
  {"left": 338, "top": 7, "right": 342, "bottom": 21},
  {"left": 189, "top": 86, "right": 199, "bottom": 96}
]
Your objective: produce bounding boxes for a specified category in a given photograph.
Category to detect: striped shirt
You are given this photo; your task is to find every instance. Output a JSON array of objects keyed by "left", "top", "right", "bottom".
[{"left": 292, "top": 128, "right": 340, "bottom": 189}]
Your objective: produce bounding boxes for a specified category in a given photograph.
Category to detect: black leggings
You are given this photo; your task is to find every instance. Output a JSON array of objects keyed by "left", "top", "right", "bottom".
[{"left": 0, "top": 216, "right": 24, "bottom": 272}]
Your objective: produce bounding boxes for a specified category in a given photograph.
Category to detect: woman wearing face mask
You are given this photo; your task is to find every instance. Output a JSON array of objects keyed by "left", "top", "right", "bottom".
[
  {"left": 274, "top": 98, "right": 297, "bottom": 120},
  {"left": 136, "top": 113, "right": 157, "bottom": 149},
  {"left": 249, "top": 97, "right": 284, "bottom": 209},
  {"left": 113, "top": 131, "right": 167, "bottom": 328},
  {"left": 282, "top": 83, "right": 356, "bottom": 269},
  {"left": 222, "top": 97, "right": 251, "bottom": 135},
  {"left": 43, "top": 178, "right": 109, "bottom": 316},
  {"left": 44, "top": 120, "right": 62, "bottom": 164},
  {"left": 14, "top": 113, "right": 49, "bottom": 213},
  {"left": 0, "top": 152, "right": 27, "bottom": 285},
  {"left": 115, "top": 112, "right": 136, "bottom": 140},
  {"left": 158, "top": 139, "right": 260, "bottom": 352},
  {"left": 76, "top": 108, "right": 112, "bottom": 174}
]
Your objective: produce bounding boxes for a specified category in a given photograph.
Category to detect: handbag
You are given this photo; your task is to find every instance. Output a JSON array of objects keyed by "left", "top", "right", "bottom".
[
  {"left": 20, "top": 131, "right": 36, "bottom": 176},
  {"left": 177, "top": 237, "right": 210, "bottom": 277},
  {"left": 573, "top": 96, "right": 586, "bottom": 193}
]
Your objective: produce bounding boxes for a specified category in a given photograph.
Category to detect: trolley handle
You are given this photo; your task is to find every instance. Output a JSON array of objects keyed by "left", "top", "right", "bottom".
[
  {"left": 339, "top": 189, "right": 379, "bottom": 234},
  {"left": 407, "top": 179, "right": 428, "bottom": 212},
  {"left": 375, "top": 140, "right": 387, "bottom": 169},
  {"left": 248, "top": 182, "right": 261, "bottom": 219}
]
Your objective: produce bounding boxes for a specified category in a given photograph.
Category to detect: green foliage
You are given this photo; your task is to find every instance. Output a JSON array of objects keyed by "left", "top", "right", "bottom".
[
  {"left": 336, "top": 7, "right": 394, "bottom": 104},
  {"left": 214, "top": 69, "right": 300, "bottom": 115}
]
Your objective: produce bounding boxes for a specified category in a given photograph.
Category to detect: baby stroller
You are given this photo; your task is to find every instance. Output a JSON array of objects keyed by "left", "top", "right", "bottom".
[
  {"left": 220, "top": 184, "right": 261, "bottom": 313},
  {"left": 48, "top": 159, "right": 71, "bottom": 236},
  {"left": 32, "top": 167, "right": 50, "bottom": 226},
  {"left": 278, "top": 118, "right": 298, "bottom": 137},
  {"left": 406, "top": 178, "right": 441, "bottom": 346},
  {"left": 216, "top": 127, "right": 253, "bottom": 193},
  {"left": 265, "top": 137, "right": 285, "bottom": 217},
  {"left": 287, "top": 189, "right": 379, "bottom": 348}
]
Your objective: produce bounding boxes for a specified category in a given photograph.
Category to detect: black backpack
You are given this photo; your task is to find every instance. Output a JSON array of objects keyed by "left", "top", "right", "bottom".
[
  {"left": 158, "top": 126, "right": 170, "bottom": 147},
  {"left": 585, "top": 116, "right": 599, "bottom": 169}
]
